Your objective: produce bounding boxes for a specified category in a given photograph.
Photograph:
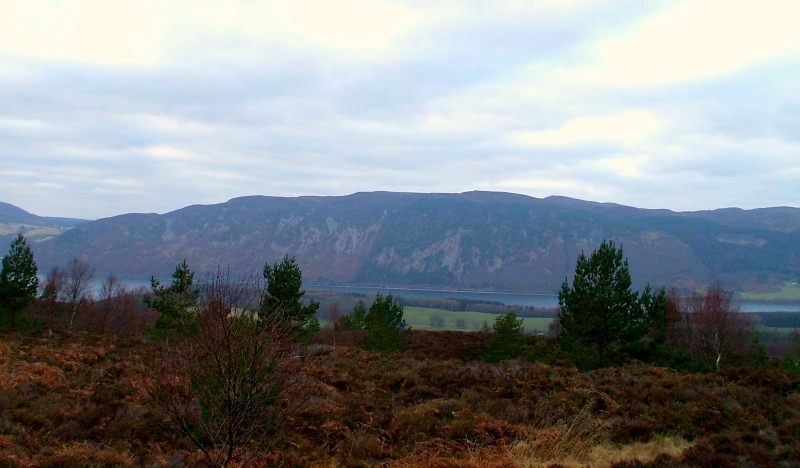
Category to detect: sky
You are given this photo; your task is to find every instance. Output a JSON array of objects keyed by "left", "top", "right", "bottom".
[{"left": 1, "top": 0, "right": 799, "bottom": 220}]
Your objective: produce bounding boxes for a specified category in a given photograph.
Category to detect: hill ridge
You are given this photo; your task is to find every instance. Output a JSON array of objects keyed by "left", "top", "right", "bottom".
[{"left": 12, "top": 192, "right": 799, "bottom": 293}]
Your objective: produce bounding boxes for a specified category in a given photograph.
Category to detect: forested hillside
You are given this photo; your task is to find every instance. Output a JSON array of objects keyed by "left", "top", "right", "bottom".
[{"left": 25, "top": 192, "right": 800, "bottom": 293}]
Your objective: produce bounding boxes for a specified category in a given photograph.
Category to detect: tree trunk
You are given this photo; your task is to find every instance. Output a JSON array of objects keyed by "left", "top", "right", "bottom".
[{"left": 68, "top": 302, "right": 78, "bottom": 333}]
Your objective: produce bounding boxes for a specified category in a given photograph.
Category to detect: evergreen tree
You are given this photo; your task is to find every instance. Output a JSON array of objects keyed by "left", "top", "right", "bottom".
[
  {"left": 484, "top": 312, "right": 525, "bottom": 362},
  {"left": 261, "top": 255, "right": 319, "bottom": 343},
  {"left": 558, "top": 240, "right": 650, "bottom": 368},
  {"left": 641, "top": 285, "right": 669, "bottom": 346},
  {"left": 363, "top": 293, "right": 407, "bottom": 353},
  {"left": 342, "top": 300, "right": 368, "bottom": 330},
  {"left": 144, "top": 260, "right": 199, "bottom": 339},
  {"left": 0, "top": 234, "right": 39, "bottom": 330},
  {"left": 749, "top": 333, "right": 769, "bottom": 369}
]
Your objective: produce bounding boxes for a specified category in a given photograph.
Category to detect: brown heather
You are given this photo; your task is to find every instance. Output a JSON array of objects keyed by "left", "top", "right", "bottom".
[{"left": 1, "top": 330, "right": 800, "bottom": 467}]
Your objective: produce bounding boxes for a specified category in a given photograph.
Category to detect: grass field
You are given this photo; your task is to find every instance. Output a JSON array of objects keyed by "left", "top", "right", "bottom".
[
  {"left": 741, "top": 283, "right": 800, "bottom": 301},
  {"left": 761, "top": 327, "right": 800, "bottom": 335},
  {"left": 402, "top": 306, "right": 553, "bottom": 333}
]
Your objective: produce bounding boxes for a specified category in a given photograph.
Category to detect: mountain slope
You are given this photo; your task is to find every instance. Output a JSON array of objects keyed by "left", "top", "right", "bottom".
[
  {"left": 31, "top": 192, "right": 800, "bottom": 293},
  {"left": 0, "top": 202, "right": 87, "bottom": 246}
]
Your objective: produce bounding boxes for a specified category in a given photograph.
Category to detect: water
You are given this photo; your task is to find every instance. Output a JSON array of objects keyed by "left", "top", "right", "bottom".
[
  {"left": 68, "top": 277, "right": 800, "bottom": 313},
  {"left": 305, "top": 285, "right": 800, "bottom": 313}
]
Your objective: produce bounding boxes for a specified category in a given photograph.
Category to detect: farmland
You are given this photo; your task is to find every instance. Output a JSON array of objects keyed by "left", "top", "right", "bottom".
[
  {"left": 740, "top": 283, "right": 800, "bottom": 302},
  {"left": 402, "top": 306, "right": 553, "bottom": 333}
]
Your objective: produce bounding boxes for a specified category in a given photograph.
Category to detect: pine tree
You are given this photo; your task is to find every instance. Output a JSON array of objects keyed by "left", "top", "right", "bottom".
[
  {"left": 343, "top": 300, "right": 368, "bottom": 330},
  {"left": 0, "top": 234, "right": 39, "bottom": 330},
  {"left": 363, "top": 293, "right": 407, "bottom": 353},
  {"left": 484, "top": 312, "right": 525, "bottom": 362},
  {"left": 144, "top": 260, "right": 199, "bottom": 339},
  {"left": 261, "top": 256, "right": 319, "bottom": 343},
  {"left": 558, "top": 240, "right": 650, "bottom": 368}
]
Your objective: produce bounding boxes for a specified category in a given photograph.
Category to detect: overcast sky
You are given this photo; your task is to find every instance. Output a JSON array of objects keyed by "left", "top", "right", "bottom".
[{"left": 1, "top": 0, "right": 799, "bottom": 219}]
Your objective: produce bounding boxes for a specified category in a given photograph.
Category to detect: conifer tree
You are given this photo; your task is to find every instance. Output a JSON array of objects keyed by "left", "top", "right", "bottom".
[
  {"left": 558, "top": 240, "right": 650, "bottom": 368},
  {"left": 261, "top": 255, "right": 319, "bottom": 343},
  {"left": 144, "top": 260, "right": 200, "bottom": 339},
  {"left": 0, "top": 234, "right": 39, "bottom": 330},
  {"left": 484, "top": 312, "right": 525, "bottom": 362},
  {"left": 363, "top": 293, "right": 407, "bottom": 353},
  {"left": 343, "top": 300, "right": 368, "bottom": 330}
]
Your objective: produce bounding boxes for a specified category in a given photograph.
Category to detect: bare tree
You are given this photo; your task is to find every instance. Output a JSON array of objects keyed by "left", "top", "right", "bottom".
[
  {"left": 678, "top": 284, "right": 753, "bottom": 370},
  {"left": 64, "top": 258, "right": 95, "bottom": 333},
  {"left": 664, "top": 288, "right": 689, "bottom": 350},
  {"left": 323, "top": 302, "right": 344, "bottom": 347},
  {"left": 90, "top": 273, "right": 125, "bottom": 333},
  {"left": 39, "top": 266, "right": 66, "bottom": 336},
  {"left": 146, "top": 269, "right": 311, "bottom": 467}
]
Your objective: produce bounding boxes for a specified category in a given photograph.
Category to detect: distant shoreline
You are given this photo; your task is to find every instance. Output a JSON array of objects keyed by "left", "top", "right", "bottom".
[{"left": 305, "top": 284, "right": 557, "bottom": 297}]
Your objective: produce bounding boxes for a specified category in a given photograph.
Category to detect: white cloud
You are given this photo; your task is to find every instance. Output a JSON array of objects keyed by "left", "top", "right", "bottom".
[
  {"left": 0, "top": 116, "right": 51, "bottom": 131},
  {"left": 142, "top": 145, "right": 201, "bottom": 161},
  {"left": 513, "top": 111, "right": 664, "bottom": 147},
  {"left": 586, "top": 155, "right": 652, "bottom": 179},
  {"left": 597, "top": 0, "right": 800, "bottom": 85},
  {"left": 0, "top": 0, "right": 798, "bottom": 218},
  {"left": 0, "top": 0, "right": 165, "bottom": 66}
]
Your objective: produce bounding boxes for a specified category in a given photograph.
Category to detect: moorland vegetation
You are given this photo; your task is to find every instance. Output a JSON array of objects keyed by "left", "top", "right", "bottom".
[{"left": 2, "top": 235, "right": 800, "bottom": 467}]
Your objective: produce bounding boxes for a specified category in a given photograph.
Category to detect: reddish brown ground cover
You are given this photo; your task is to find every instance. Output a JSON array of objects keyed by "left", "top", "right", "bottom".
[{"left": 1, "top": 330, "right": 799, "bottom": 467}]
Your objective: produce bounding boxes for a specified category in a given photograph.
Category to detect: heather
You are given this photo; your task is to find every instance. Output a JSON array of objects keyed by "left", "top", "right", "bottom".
[{"left": 2, "top": 330, "right": 800, "bottom": 467}]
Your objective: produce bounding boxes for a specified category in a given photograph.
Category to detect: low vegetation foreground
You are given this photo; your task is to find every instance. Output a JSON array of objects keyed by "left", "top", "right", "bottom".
[{"left": 2, "top": 236, "right": 800, "bottom": 467}]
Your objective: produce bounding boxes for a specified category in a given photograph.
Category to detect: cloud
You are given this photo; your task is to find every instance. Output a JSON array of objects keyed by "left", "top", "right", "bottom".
[
  {"left": 597, "top": 0, "right": 800, "bottom": 85},
  {"left": 513, "top": 111, "right": 664, "bottom": 147},
  {"left": 0, "top": 0, "right": 164, "bottom": 66},
  {"left": 0, "top": 0, "right": 798, "bottom": 219}
]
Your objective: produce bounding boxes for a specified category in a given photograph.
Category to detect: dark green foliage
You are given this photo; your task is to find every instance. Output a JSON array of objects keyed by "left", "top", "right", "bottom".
[
  {"left": 261, "top": 255, "right": 319, "bottom": 343},
  {"left": 0, "top": 234, "right": 39, "bottom": 330},
  {"left": 641, "top": 286, "right": 669, "bottom": 345},
  {"left": 750, "top": 333, "right": 769, "bottom": 369},
  {"left": 342, "top": 300, "right": 368, "bottom": 330},
  {"left": 143, "top": 260, "right": 199, "bottom": 339},
  {"left": 363, "top": 293, "right": 407, "bottom": 353},
  {"left": 558, "top": 240, "right": 651, "bottom": 368},
  {"left": 483, "top": 312, "right": 525, "bottom": 363}
]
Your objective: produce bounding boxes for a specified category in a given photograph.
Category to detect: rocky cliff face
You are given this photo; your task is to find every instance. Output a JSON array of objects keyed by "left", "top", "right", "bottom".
[{"left": 30, "top": 192, "right": 800, "bottom": 293}]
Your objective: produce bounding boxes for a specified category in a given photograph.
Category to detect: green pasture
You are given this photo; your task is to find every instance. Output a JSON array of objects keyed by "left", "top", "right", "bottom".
[
  {"left": 401, "top": 307, "right": 553, "bottom": 334},
  {"left": 760, "top": 327, "right": 799, "bottom": 335},
  {"left": 740, "top": 284, "right": 800, "bottom": 302}
]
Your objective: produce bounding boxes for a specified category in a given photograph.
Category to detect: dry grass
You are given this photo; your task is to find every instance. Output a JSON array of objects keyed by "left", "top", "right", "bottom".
[
  {"left": 0, "top": 342, "right": 68, "bottom": 390},
  {"left": 515, "top": 434, "right": 693, "bottom": 468},
  {"left": 2, "top": 331, "right": 800, "bottom": 467}
]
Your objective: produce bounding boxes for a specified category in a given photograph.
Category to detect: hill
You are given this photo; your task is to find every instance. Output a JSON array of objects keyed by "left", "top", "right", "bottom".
[
  {"left": 28, "top": 191, "right": 800, "bottom": 293},
  {"left": 0, "top": 202, "right": 86, "bottom": 246}
]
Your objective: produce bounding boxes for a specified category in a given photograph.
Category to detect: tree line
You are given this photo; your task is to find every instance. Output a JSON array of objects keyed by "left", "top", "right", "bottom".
[
  {"left": 0, "top": 234, "right": 152, "bottom": 336},
  {"left": 394, "top": 296, "right": 557, "bottom": 317}
]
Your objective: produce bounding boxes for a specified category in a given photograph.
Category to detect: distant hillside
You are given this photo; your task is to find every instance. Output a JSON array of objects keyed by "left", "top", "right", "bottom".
[
  {"left": 0, "top": 202, "right": 87, "bottom": 246},
  {"left": 31, "top": 192, "right": 800, "bottom": 294}
]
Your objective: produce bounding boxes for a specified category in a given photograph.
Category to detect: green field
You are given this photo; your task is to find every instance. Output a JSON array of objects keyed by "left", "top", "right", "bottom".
[
  {"left": 760, "top": 327, "right": 800, "bottom": 335},
  {"left": 401, "top": 306, "right": 553, "bottom": 334},
  {"left": 740, "top": 284, "right": 800, "bottom": 302}
]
